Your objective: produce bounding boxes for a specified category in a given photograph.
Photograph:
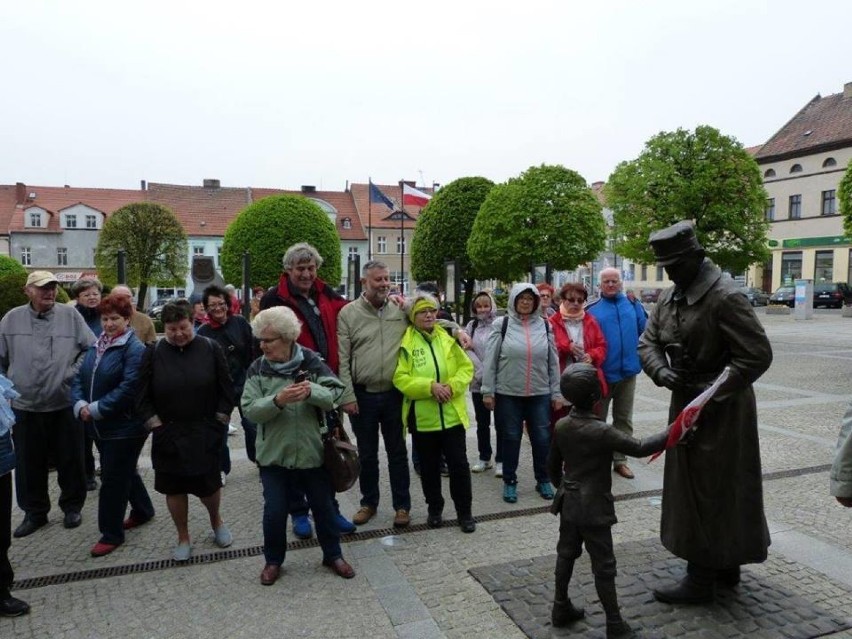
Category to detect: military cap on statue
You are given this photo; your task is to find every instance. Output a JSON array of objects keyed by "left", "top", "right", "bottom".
[{"left": 648, "top": 221, "right": 703, "bottom": 266}]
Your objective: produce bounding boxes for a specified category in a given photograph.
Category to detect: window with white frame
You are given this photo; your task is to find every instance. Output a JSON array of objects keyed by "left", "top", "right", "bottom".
[
  {"left": 822, "top": 190, "right": 837, "bottom": 216},
  {"left": 193, "top": 245, "right": 205, "bottom": 256},
  {"left": 396, "top": 235, "right": 406, "bottom": 254},
  {"left": 348, "top": 246, "right": 358, "bottom": 257},
  {"left": 65, "top": 214, "right": 77, "bottom": 229},
  {"left": 85, "top": 214, "right": 97, "bottom": 229},
  {"left": 28, "top": 211, "right": 42, "bottom": 227},
  {"left": 21, "top": 247, "right": 31, "bottom": 266},
  {"left": 57, "top": 247, "right": 68, "bottom": 266},
  {"left": 377, "top": 236, "right": 387, "bottom": 253}
]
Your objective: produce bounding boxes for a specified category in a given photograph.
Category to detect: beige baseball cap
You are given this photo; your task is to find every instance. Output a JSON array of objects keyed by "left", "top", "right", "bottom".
[{"left": 26, "top": 271, "right": 59, "bottom": 287}]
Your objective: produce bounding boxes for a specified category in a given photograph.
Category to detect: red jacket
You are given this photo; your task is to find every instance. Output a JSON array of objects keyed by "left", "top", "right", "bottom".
[
  {"left": 549, "top": 311, "right": 609, "bottom": 398},
  {"left": 259, "top": 275, "right": 348, "bottom": 373}
]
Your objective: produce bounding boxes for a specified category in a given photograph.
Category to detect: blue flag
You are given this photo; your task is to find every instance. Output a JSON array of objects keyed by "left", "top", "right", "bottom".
[{"left": 369, "top": 182, "right": 395, "bottom": 210}]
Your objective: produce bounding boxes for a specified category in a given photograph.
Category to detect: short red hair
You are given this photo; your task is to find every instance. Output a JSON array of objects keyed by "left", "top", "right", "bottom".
[
  {"left": 98, "top": 293, "right": 133, "bottom": 320},
  {"left": 536, "top": 282, "right": 555, "bottom": 296}
]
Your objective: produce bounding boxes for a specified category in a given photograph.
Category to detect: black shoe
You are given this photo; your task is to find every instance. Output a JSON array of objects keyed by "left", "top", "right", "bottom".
[
  {"left": 606, "top": 620, "right": 635, "bottom": 638},
  {"left": 0, "top": 595, "right": 30, "bottom": 617},
  {"left": 551, "top": 599, "right": 584, "bottom": 627},
  {"left": 63, "top": 511, "right": 83, "bottom": 529},
  {"left": 86, "top": 476, "right": 99, "bottom": 491},
  {"left": 13, "top": 516, "right": 47, "bottom": 538},
  {"left": 427, "top": 513, "right": 442, "bottom": 528},
  {"left": 716, "top": 566, "right": 741, "bottom": 587},
  {"left": 458, "top": 516, "right": 476, "bottom": 533},
  {"left": 653, "top": 575, "right": 715, "bottom": 604}
]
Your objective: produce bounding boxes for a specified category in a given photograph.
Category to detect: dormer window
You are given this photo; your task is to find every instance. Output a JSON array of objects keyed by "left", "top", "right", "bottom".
[
  {"left": 65, "top": 214, "right": 78, "bottom": 229},
  {"left": 28, "top": 211, "right": 42, "bottom": 227},
  {"left": 763, "top": 169, "right": 776, "bottom": 178},
  {"left": 790, "top": 164, "right": 803, "bottom": 174},
  {"left": 342, "top": 217, "right": 352, "bottom": 230},
  {"left": 823, "top": 157, "right": 837, "bottom": 168}
]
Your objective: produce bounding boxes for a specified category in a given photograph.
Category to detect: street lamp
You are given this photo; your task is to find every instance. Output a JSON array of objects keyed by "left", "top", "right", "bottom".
[
  {"left": 443, "top": 258, "right": 459, "bottom": 321},
  {"left": 347, "top": 253, "right": 362, "bottom": 300}
]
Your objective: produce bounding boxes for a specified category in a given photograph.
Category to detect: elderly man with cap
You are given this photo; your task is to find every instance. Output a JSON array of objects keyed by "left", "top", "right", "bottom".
[
  {"left": 0, "top": 271, "right": 96, "bottom": 537},
  {"left": 638, "top": 221, "right": 773, "bottom": 604}
]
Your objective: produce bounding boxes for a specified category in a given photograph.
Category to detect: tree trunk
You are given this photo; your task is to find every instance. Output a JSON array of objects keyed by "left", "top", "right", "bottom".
[{"left": 137, "top": 282, "right": 149, "bottom": 311}]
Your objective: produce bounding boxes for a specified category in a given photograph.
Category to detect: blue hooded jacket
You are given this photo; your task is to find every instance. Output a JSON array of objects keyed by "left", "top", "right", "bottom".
[{"left": 586, "top": 292, "right": 646, "bottom": 383}]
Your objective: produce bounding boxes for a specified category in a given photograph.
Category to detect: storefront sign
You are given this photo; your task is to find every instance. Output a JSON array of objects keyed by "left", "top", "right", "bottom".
[{"left": 781, "top": 235, "right": 849, "bottom": 249}]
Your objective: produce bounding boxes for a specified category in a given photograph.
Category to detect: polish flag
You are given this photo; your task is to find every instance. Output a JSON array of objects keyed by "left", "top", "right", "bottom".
[{"left": 402, "top": 184, "right": 432, "bottom": 207}]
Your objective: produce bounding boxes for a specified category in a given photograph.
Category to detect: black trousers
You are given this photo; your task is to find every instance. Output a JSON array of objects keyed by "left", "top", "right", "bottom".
[
  {"left": 13, "top": 408, "right": 86, "bottom": 518},
  {"left": 411, "top": 424, "right": 472, "bottom": 518},
  {"left": 1, "top": 472, "right": 13, "bottom": 596}
]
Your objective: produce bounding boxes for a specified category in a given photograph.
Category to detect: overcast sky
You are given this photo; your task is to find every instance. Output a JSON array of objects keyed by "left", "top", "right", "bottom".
[{"left": 2, "top": 0, "right": 851, "bottom": 192}]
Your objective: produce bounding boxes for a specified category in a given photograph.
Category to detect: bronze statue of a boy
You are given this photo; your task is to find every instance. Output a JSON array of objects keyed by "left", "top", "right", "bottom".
[{"left": 547, "top": 362, "right": 669, "bottom": 638}]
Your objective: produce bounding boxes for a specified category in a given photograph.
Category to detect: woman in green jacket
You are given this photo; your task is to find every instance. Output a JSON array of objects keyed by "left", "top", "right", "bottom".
[
  {"left": 241, "top": 306, "right": 354, "bottom": 586},
  {"left": 393, "top": 293, "right": 475, "bottom": 532}
]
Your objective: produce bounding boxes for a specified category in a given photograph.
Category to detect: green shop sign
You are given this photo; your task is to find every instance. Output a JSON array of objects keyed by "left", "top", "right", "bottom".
[{"left": 781, "top": 235, "right": 850, "bottom": 249}]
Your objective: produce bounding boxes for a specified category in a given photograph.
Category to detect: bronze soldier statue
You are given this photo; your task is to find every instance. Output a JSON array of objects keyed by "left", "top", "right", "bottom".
[
  {"left": 638, "top": 220, "right": 773, "bottom": 604},
  {"left": 548, "top": 362, "right": 669, "bottom": 637}
]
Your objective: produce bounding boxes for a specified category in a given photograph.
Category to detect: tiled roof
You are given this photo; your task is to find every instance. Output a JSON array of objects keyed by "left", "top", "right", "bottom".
[
  {"left": 146, "top": 182, "right": 253, "bottom": 237},
  {"left": 744, "top": 144, "right": 763, "bottom": 157},
  {"left": 250, "top": 188, "right": 364, "bottom": 241},
  {"left": 755, "top": 86, "right": 852, "bottom": 161},
  {"left": 7, "top": 185, "right": 144, "bottom": 233},
  {"left": 0, "top": 186, "right": 18, "bottom": 237},
  {"left": 350, "top": 182, "right": 430, "bottom": 232}
]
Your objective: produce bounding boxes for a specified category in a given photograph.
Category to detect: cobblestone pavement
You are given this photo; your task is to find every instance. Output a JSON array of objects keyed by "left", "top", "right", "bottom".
[{"left": 4, "top": 309, "right": 852, "bottom": 638}]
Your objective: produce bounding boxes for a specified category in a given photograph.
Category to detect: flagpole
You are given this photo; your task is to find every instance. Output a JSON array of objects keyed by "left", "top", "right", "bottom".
[
  {"left": 399, "top": 179, "right": 405, "bottom": 294},
  {"left": 368, "top": 178, "right": 373, "bottom": 260}
]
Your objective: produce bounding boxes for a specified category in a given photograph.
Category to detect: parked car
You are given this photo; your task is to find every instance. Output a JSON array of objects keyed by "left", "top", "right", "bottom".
[
  {"left": 737, "top": 287, "right": 770, "bottom": 307},
  {"left": 813, "top": 282, "right": 852, "bottom": 309},
  {"left": 769, "top": 286, "right": 795, "bottom": 307},
  {"left": 147, "top": 296, "right": 179, "bottom": 319},
  {"left": 640, "top": 288, "right": 662, "bottom": 303}
]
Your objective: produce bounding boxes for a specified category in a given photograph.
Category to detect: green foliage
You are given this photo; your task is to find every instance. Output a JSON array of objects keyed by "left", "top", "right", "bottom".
[
  {"left": 221, "top": 195, "right": 341, "bottom": 289},
  {"left": 467, "top": 164, "right": 607, "bottom": 281},
  {"left": 410, "top": 177, "right": 494, "bottom": 282},
  {"left": 605, "top": 125, "right": 769, "bottom": 273},
  {"left": 0, "top": 255, "right": 26, "bottom": 278},
  {"left": 95, "top": 203, "right": 188, "bottom": 308},
  {"left": 0, "top": 272, "right": 27, "bottom": 318},
  {"left": 839, "top": 159, "right": 852, "bottom": 239},
  {"left": 56, "top": 287, "right": 70, "bottom": 304}
]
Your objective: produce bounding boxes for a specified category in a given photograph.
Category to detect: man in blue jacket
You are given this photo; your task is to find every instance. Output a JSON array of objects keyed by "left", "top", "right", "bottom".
[{"left": 586, "top": 268, "right": 647, "bottom": 479}]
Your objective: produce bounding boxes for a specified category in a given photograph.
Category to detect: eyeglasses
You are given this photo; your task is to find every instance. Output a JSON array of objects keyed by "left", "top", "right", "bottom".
[
  {"left": 206, "top": 302, "right": 227, "bottom": 310},
  {"left": 563, "top": 297, "right": 584, "bottom": 304},
  {"left": 258, "top": 336, "right": 283, "bottom": 344}
]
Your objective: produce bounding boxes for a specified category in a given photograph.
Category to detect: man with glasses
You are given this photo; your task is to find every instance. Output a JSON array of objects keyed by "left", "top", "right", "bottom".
[
  {"left": 0, "top": 271, "right": 95, "bottom": 537},
  {"left": 259, "top": 243, "right": 354, "bottom": 537},
  {"left": 586, "top": 268, "right": 647, "bottom": 479}
]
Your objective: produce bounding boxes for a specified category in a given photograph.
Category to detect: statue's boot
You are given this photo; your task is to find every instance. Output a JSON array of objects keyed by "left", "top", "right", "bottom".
[
  {"left": 653, "top": 562, "right": 716, "bottom": 604},
  {"left": 552, "top": 557, "right": 585, "bottom": 626},
  {"left": 716, "top": 566, "right": 740, "bottom": 588},
  {"left": 596, "top": 576, "right": 635, "bottom": 639}
]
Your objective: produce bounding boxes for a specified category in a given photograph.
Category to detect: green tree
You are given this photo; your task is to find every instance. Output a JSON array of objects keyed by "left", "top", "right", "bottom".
[
  {"left": 0, "top": 254, "right": 26, "bottom": 278},
  {"left": 220, "top": 195, "right": 341, "bottom": 289},
  {"left": 605, "top": 125, "right": 769, "bottom": 273},
  {"left": 467, "top": 164, "right": 606, "bottom": 282},
  {"left": 0, "top": 272, "right": 27, "bottom": 318},
  {"left": 410, "top": 176, "right": 494, "bottom": 321},
  {"left": 839, "top": 158, "right": 852, "bottom": 238},
  {"left": 94, "top": 202, "right": 188, "bottom": 309}
]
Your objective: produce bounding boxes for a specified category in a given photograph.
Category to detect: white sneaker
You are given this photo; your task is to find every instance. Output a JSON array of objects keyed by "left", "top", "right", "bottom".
[
  {"left": 227, "top": 424, "right": 238, "bottom": 436},
  {"left": 471, "top": 460, "right": 493, "bottom": 473},
  {"left": 494, "top": 463, "right": 503, "bottom": 478}
]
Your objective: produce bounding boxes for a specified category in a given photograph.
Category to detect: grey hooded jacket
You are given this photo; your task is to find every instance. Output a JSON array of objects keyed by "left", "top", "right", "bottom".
[{"left": 480, "top": 283, "right": 561, "bottom": 400}]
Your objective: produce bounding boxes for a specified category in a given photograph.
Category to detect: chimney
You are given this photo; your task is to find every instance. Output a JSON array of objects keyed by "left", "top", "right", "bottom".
[
  {"left": 140, "top": 180, "right": 147, "bottom": 191},
  {"left": 15, "top": 182, "right": 26, "bottom": 204},
  {"left": 246, "top": 187, "right": 253, "bottom": 204},
  {"left": 203, "top": 179, "right": 221, "bottom": 189},
  {"left": 403, "top": 180, "right": 416, "bottom": 187},
  {"left": 301, "top": 185, "right": 316, "bottom": 193},
  {"left": 845, "top": 82, "right": 852, "bottom": 99}
]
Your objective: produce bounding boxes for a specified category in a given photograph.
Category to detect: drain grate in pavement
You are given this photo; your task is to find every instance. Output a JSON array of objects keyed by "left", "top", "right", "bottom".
[
  {"left": 469, "top": 537, "right": 852, "bottom": 639},
  {"left": 12, "top": 463, "right": 833, "bottom": 591}
]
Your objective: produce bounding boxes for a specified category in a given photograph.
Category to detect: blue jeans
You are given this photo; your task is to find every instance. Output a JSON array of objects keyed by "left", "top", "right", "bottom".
[
  {"left": 350, "top": 388, "right": 410, "bottom": 511},
  {"left": 472, "top": 392, "right": 502, "bottom": 463},
  {"left": 495, "top": 394, "right": 551, "bottom": 485},
  {"left": 260, "top": 466, "right": 341, "bottom": 565},
  {"left": 96, "top": 436, "right": 155, "bottom": 544}
]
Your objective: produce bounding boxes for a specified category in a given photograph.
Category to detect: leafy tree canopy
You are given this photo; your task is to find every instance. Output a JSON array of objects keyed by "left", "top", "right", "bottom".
[
  {"left": 410, "top": 176, "right": 494, "bottom": 283},
  {"left": 839, "top": 158, "right": 852, "bottom": 238},
  {"left": 221, "top": 195, "right": 341, "bottom": 289},
  {"left": 467, "top": 164, "right": 606, "bottom": 281},
  {"left": 0, "top": 255, "right": 26, "bottom": 278},
  {"left": 95, "top": 202, "right": 188, "bottom": 308},
  {"left": 605, "top": 125, "right": 769, "bottom": 272}
]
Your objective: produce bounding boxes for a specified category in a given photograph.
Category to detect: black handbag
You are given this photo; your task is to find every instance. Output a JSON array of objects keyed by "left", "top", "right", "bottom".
[{"left": 321, "top": 410, "right": 360, "bottom": 493}]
